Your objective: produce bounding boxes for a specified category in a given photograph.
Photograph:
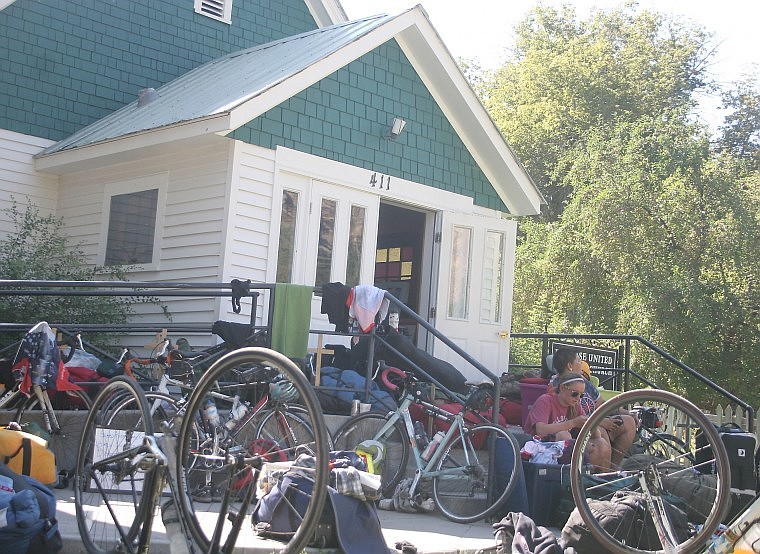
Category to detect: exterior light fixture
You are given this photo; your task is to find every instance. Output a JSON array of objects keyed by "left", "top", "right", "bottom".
[{"left": 390, "top": 117, "right": 407, "bottom": 139}]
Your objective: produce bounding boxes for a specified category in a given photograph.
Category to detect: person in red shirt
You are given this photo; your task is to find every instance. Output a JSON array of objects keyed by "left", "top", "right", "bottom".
[{"left": 525, "top": 372, "right": 612, "bottom": 471}]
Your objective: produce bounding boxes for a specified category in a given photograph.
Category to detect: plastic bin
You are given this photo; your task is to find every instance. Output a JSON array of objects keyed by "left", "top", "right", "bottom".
[
  {"left": 519, "top": 382, "right": 548, "bottom": 428},
  {"left": 522, "top": 461, "right": 573, "bottom": 527}
]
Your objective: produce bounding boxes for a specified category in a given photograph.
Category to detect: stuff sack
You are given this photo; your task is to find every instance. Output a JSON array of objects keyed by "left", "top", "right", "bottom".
[
  {"left": 317, "top": 366, "right": 396, "bottom": 415},
  {"left": 561, "top": 491, "right": 689, "bottom": 552},
  {"left": 0, "top": 427, "right": 57, "bottom": 486},
  {"left": 0, "top": 461, "right": 62, "bottom": 554}
]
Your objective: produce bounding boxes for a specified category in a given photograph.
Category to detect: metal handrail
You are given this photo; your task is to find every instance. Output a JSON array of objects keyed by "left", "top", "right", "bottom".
[{"left": 511, "top": 332, "right": 755, "bottom": 432}]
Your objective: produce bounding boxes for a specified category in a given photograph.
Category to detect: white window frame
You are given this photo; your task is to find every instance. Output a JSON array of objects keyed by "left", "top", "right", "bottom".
[
  {"left": 194, "top": 0, "right": 233, "bottom": 24},
  {"left": 98, "top": 174, "right": 167, "bottom": 270}
]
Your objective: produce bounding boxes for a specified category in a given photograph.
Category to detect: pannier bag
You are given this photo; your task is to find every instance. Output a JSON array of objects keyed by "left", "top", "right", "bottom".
[{"left": 0, "top": 427, "right": 58, "bottom": 486}]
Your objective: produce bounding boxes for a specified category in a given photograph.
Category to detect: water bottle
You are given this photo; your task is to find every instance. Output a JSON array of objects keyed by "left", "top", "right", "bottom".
[
  {"left": 202, "top": 398, "right": 220, "bottom": 428},
  {"left": 421, "top": 431, "right": 445, "bottom": 461},
  {"left": 225, "top": 395, "right": 249, "bottom": 431},
  {"left": 413, "top": 421, "right": 429, "bottom": 450}
]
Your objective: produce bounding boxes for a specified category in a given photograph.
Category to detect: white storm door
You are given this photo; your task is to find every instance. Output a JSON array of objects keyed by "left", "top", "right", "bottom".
[
  {"left": 432, "top": 212, "right": 516, "bottom": 381},
  {"left": 304, "top": 180, "right": 379, "bottom": 289}
]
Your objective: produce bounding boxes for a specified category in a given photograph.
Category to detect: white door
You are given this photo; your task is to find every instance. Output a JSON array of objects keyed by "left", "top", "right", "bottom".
[
  {"left": 303, "top": 180, "right": 380, "bottom": 334},
  {"left": 431, "top": 212, "right": 516, "bottom": 381}
]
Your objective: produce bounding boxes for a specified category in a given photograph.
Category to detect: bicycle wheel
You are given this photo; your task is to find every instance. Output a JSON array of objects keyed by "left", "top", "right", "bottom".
[
  {"left": 570, "top": 389, "right": 731, "bottom": 554},
  {"left": 432, "top": 424, "right": 520, "bottom": 523},
  {"left": 74, "top": 376, "right": 157, "bottom": 554},
  {"left": 175, "top": 347, "right": 329, "bottom": 553},
  {"left": 16, "top": 388, "right": 92, "bottom": 473}
]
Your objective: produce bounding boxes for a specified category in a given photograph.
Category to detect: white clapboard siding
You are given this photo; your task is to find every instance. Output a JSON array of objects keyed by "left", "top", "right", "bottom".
[
  {"left": 0, "top": 129, "right": 58, "bottom": 236},
  {"left": 54, "top": 141, "right": 233, "bottom": 334}
]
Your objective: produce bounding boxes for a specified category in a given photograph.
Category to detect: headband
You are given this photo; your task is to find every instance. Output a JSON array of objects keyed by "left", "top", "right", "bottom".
[{"left": 562, "top": 377, "right": 585, "bottom": 386}]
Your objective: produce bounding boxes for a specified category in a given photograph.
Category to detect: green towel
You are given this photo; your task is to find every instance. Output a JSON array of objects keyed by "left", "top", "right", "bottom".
[{"left": 270, "top": 283, "right": 313, "bottom": 359}]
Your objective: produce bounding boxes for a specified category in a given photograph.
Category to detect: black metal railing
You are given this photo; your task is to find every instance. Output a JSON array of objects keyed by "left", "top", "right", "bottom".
[{"left": 509, "top": 332, "right": 755, "bottom": 433}]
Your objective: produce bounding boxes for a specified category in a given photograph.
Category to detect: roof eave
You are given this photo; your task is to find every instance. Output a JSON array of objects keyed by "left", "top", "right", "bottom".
[{"left": 33, "top": 114, "right": 232, "bottom": 174}]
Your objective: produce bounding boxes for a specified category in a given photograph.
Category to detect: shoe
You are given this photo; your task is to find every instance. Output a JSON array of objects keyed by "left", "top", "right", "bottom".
[{"left": 191, "top": 486, "right": 222, "bottom": 503}]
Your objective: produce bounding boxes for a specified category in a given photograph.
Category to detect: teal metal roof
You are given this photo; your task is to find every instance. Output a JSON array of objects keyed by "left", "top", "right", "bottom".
[{"left": 41, "top": 15, "right": 393, "bottom": 155}]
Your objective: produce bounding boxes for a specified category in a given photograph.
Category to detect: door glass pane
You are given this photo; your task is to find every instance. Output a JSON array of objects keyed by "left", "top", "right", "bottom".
[
  {"left": 276, "top": 190, "right": 298, "bottom": 283},
  {"left": 481, "top": 230, "right": 504, "bottom": 323},
  {"left": 447, "top": 226, "right": 471, "bottom": 318},
  {"left": 346, "top": 205, "right": 365, "bottom": 287},
  {"left": 315, "top": 198, "right": 336, "bottom": 286}
]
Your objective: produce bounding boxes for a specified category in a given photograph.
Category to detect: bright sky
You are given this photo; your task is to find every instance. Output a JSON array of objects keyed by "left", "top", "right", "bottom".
[{"left": 339, "top": 1, "right": 759, "bottom": 129}]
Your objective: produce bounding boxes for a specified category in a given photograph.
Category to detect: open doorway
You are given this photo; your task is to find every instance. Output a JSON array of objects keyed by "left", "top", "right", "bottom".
[{"left": 374, "top": 203, "right": 429, "bottom": 343}]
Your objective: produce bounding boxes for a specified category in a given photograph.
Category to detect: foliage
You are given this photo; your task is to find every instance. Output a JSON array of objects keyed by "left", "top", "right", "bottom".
[
  {"left": 0, "top": 200, "right": 146, "bottom": 351},
  {"left": 474, "top": 4, "right": 760, "bottom": 409}
]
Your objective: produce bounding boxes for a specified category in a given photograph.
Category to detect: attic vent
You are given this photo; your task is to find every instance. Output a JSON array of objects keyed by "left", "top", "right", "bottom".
[{"left": 194, "top": 0, "right": 232, "bottom": 24}]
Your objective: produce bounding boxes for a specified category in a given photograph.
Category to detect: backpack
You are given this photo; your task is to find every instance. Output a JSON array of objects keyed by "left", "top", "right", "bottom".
[
  {"left": 0, "top": 462, "right": 62, "bottom": 554},
  {"left": 561, "top": 491, "right": 689, "bottom": 552}
]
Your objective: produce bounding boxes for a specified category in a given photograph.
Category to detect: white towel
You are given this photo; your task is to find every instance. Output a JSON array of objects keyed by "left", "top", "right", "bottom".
[{"left": 349, "top": 285, "right": 390, "bottom": 332}]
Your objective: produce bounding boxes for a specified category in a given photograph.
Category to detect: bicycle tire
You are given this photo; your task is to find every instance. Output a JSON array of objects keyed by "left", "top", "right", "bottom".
[
  {"left": 74, "top": 376, "right": 157, "bottom": 554},
  {"left": 332, "top": 411, "right": 410, "bottom": 498},
  {"left": 432, "top": 424, "right": 520, "bottom": 523},
  {"left": 175, "top": 347, "right": 330, "bottom": 553},
  {"left": 570, "top": 389, "right": 731, "bottom": 554},
  {"left": 16, "top": 388, "right": 92, "bottom": 473}
]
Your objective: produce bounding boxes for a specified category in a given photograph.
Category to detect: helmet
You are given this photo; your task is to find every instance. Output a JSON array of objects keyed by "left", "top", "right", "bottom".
[{"left": 269, "top": 380, "right": 298, "bottom": 404}]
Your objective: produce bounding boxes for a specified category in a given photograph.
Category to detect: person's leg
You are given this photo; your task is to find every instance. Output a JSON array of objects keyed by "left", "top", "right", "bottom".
[
  {"left": 606, "top": 415, "right": 636, "bottom": 468},
  {"left": 584, "top": 436, "right": 611, "bottom": 472}
]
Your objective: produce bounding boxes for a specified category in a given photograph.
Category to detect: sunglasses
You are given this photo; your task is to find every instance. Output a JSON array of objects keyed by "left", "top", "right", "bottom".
[{"left": 565, "top": 389, "right": 582, "bottom": 398}]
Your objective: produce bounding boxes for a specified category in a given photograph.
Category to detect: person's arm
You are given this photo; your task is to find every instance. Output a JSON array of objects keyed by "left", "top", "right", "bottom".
[
  {"left": 535, "top": 415, "right": 586, "bottom": 437},
  {"left": 529, "top": 395, "right": 586, "bottom": 438}
]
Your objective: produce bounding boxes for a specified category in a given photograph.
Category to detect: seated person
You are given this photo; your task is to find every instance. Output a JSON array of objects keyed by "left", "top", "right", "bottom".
[
  {"left": 550, "top": 348, "right": 636, "bottom": 469},
  {"left": 524, "top": 372, "right": 611, "bottom": 471}
]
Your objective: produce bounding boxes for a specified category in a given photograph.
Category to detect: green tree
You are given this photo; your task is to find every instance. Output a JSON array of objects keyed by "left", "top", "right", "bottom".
[
  {"left": 481, "top": 3, "right": 711, "bottom": 220},
  {"left": 475, "top": 4, "right": 760, "bottom": 408},
  {"left": 0, "top": 200, "right": 143, "bottom": 349}
]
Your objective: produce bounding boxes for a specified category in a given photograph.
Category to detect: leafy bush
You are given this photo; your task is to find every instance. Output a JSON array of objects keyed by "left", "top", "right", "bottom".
[{"left": 0, "top": 200, "right": 143, "bottom": 350}]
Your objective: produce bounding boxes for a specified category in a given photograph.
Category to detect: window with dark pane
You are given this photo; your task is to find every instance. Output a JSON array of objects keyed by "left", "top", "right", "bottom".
[
  {"left": 105, "top": 189, "right": 158, "bottom": 265},
  {"left": 345, "top": 205, "right": 365, "bottom": 287},
  {"left": 276, "top": 189, "right": 299, "bottom": 283},
  {"left": 315, "top": 198, "right": 336, "bottom": 286}
]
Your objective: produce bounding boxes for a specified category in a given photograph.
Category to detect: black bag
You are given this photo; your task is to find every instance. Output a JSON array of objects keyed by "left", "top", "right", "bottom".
[
  {"left": 561, "top": 491, "right": 689, "bottom": 553},
  {"left": 696, "top": 423, "right": 757, "bottom": 493},
  {"left": 252, "top": 472, "right": 337, "bottom": 547},
  {"left": 251, "top": 470, "right": 387, "bottom": 554}
]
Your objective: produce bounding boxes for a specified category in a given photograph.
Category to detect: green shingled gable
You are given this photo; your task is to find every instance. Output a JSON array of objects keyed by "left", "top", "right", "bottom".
[
  {"left": 229, "top": 41, "right": 506, "bottom": 212},
  {"left": 0, "top": 0, "right": 318, "bottom": 141}
]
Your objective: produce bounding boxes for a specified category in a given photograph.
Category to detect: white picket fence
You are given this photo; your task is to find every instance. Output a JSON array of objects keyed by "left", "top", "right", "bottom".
[{"left": 705, "top": 404, "right": 760, "bottom": 444}]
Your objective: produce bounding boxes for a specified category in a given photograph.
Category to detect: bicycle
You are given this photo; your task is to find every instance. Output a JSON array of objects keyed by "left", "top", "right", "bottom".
[
  {"left": 331, "top": 362, "right": 521, "bottom": 523},
  {"left": 1, "top": 322, "right": 92, "bottom": 471},
  {"left": 74, "top": 348, "right": 330, "bottom": 554},
  {"left": 123, "top": 335, "right": 331, "bottom": 469},
  {"left": 569, "top": 389, "right": 731, "bottom": 554},
  {"left": 627, "top": 404, "right": 695, "bottom": 467}
]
